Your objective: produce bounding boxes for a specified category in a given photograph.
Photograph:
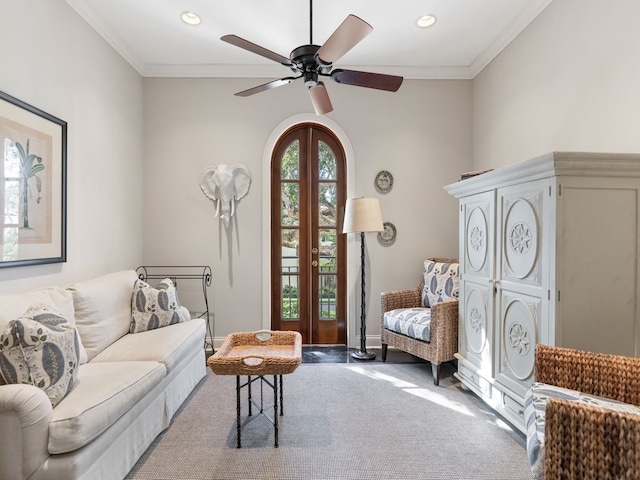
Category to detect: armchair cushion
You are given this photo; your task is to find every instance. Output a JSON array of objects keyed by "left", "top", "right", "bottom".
[
  {"left": 383, "top": 308, "right": 432, "bottom": 342},
  {"left": 524, "top": 381, "right": 640, "bottom": 479},
  {"left": 422, "top": 260, "right": 459, "bottom": 307}
]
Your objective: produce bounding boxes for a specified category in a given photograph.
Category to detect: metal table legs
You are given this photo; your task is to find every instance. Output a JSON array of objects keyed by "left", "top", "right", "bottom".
[{"left": 235, "top": 374, "right": 284, "bottom": 448}]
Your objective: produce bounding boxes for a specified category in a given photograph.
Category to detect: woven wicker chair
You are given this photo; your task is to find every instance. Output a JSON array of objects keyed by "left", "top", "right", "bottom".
[
  {"left": 534, "top": 345, "right": 640, "bottom": 480},
  {"left": 380, "top": 257, "right": 459, "bottom": 386}
]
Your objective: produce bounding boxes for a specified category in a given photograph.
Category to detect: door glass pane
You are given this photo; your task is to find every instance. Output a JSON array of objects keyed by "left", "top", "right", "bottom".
[
  {"left": 319, "top": 229, "right": 337, "bottom": 273},
  {"left": 281, "top": 182, "right": 299, "bottom": 226},
  {"left": 281, "top": 141, "right": 299, "bottom": 180},
  {"left": 318, "top": 141, "right": 336, "bottom": 180},
  {"left": 281, "top": 274, "right": 299, "bottom": 320},
  {"left": 281, "top": 228, "right": 299, "bottom": 321},
  {"left": 319, "top": 274, "right": 337, "bottom": 319},
  {"left": 281, "top": 229, "right": 299, "bottom": 270},
  {"left": 318, "top": 183, "right": 336, "bottom": 226}
]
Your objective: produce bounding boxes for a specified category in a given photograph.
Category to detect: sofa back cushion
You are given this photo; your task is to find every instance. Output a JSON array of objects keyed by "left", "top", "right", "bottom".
[
  {"left": 0, "top": 287, "right": 87, "bottom": 386},
  {"left": 68, "top": 270, "right": 138, "bottom": 361}
]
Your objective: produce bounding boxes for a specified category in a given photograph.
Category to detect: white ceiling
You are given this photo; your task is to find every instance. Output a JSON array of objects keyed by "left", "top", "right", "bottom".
[{"left": 66, "top": 0, "right": 552, "bottom": 79}]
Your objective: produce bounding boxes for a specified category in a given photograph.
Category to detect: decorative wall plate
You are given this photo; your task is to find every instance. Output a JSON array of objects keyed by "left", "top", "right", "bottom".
[
  {"left": 377, "top": 222, "right": 397, "bottom": 246},
  {"left": 374, "top": 170, "right": 393, "bottom": 194}
]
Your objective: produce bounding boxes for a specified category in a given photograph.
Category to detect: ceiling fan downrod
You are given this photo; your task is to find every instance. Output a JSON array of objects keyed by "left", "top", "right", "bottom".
[{"left": 309, "top": 0, "right": 313, "bottom": 45}]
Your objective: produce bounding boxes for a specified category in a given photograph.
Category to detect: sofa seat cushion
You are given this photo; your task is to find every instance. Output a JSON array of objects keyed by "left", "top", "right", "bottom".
[
  {"left": 524, "top": 381, "right": 640, "bottom": 479},
  {"left": 91, "top": 318, "right": 205, "bottom": 374},
  {"left": 383, "top": 308, "right": 432, "bottom": 342},
  {"left": 68, "top": 270, "right": 138, "bottom": 362},
  {"left": 49, "top": 360, "right": 165, "bottom": 454}
]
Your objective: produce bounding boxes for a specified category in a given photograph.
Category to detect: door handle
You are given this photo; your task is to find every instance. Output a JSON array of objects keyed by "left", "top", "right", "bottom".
[
  {"left": 312, "top": 260, "right": 318, "bottom": 267},
  {"left": 311, "top": 248, "right": 318, "bottom": 255}
]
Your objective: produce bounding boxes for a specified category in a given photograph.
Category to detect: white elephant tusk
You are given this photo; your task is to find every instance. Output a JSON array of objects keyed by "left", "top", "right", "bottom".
[
  {"left": 231, "top": 199, "right": 236, "bottom": 218},
  {"left": 215, "top": 199, "right": 221, "bottom": 218}
]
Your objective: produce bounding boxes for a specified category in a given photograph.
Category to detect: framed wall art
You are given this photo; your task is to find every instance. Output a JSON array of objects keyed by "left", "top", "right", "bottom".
[{"left": 0, "top": 90, "right": 67, "bottom": 268}]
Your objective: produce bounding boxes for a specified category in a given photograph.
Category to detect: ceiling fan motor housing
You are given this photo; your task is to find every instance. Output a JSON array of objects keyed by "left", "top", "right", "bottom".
[{"left": 290, "top": 44, "right": 331, "bottom": 86}]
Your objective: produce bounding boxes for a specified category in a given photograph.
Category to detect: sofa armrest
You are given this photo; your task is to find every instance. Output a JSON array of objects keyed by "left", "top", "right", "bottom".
[
  {"left": 535, "top": 345, "right": 640, "bottom": 405},
  {"left": 0, "top": 384, "right": 52, "bottom": 480},
  {"left": 544, "top": 397, "right": 640, "bottom": 480},
  {"left": 380, "top": 286, "right": 422, "bottom": 314}
]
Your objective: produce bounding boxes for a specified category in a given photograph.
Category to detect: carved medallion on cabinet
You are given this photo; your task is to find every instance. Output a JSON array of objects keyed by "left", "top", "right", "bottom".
[
  {"left": 466, "top": 206, "right": 488, "bottom": 273},
  {"left": 500, "top": 295, "right": 539, "bottom": 381},
  {"left": 502, "top": 193, "right": 542, "bottom": 282},
  {"left": 465, "top": 287, "right": 488, "bottom": 354}
]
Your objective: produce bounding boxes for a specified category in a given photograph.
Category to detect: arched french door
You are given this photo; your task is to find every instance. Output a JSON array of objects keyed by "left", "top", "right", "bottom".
[{"left": 270, "top": 123, "right": 347, "bottom": 345}]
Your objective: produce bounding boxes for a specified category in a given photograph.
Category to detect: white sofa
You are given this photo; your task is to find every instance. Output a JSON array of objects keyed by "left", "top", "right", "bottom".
[{"left": 0, "top": 270, "right": 207, "bottom": 480}]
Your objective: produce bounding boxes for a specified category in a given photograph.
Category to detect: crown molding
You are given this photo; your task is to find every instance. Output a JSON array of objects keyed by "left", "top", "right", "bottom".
[
  {"left": 469, "top": 0, "right": 553, "bottom": 77},
  {"left": 140, "top": 63, "right": 475, "bottom": 80},
  {"left": 67, "top": 0, "right": 554, "bottom": 80},
  {"left": 66, "top": 0, "right": 146, "bottom": 73}
]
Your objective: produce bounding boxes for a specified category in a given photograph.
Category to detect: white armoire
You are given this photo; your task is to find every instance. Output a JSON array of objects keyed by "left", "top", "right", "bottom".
[{"left": 444, "top": 152, "right": 640, "bottom": 433}]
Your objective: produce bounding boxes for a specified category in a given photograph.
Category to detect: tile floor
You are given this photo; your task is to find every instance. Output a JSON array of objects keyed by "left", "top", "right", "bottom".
[{"left": 302, "top": 346, "right": 428, "bottom": 364}]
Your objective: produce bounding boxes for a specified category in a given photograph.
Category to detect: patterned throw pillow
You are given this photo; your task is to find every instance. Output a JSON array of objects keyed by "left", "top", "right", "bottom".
[
  {"left": 130, "top": 278, "right": 187, "bottom": 333},
  {"left": 422, "top": 260, "right": 459, "bottom": 307},
  {"left": 0, "top": 304, "right": 80, "bottom": 407}
]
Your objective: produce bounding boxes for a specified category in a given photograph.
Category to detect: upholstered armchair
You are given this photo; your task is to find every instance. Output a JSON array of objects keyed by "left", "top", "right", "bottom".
[
  {"left": 525, "top": 345, "right": 640, "bottom": 480},
  {"left": 380, "top": 257, "right": 459, "bottom": 386}
]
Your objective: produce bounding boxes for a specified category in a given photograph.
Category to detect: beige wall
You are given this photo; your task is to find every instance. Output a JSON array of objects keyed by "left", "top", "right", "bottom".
[
  {"left": 473, "top": 0, "right": 640, "bottom": 170},
  {"left": 0, "top": 1, "right": 143, "bottom": 293},
  {"left": 16, "top": 0, "right": 636, "bottom": 346},
  {"left": 143, "top": 78, "right": 471, "bottom": 344}
]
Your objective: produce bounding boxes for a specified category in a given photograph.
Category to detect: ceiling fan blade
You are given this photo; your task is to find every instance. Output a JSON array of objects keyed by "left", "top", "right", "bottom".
[
  {"left": 308, "top": 82, "right": 333, "bottom": 115},
  {"left": 235, "top": 77, "right": 298, "bottom": 97},
  {"left": 315, "top": 14, "right": 373, "bottom": 65},
  {"left": 221, "top": 34, "right": 293, "bottom": 67},
  {"left": 331, "top": 69, "right": 403, "bottom": 92}
]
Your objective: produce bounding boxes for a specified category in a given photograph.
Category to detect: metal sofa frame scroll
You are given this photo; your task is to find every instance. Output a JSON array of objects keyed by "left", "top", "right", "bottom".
[{"left": 136, "top": 265, "right": 214, "bottom": 354}]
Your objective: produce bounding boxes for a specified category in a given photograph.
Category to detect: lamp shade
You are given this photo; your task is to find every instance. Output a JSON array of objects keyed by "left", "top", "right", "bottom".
[{"left": 342, "top": 197, "right": 384, "bottom": 233}]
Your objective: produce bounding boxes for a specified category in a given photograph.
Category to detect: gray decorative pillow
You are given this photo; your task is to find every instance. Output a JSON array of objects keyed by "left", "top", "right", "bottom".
[
  {"left": 131, "top": 278, "right": 186, "bottom": 333},
  {"left": 423, "top": 261, "right": 459, "bottom": 307},
  {"left": 0, "top": 304, "right": 80, "bottom": 407}
]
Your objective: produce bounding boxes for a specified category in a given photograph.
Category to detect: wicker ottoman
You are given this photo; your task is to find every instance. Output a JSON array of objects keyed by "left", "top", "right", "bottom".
[{"left": 207, "top": 330, "right": 302, "bottom": 448}]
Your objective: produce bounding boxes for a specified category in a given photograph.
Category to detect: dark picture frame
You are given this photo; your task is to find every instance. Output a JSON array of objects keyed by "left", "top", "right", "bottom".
[{"left": 0, "top": 90, "right": 67, "bottom": 268}]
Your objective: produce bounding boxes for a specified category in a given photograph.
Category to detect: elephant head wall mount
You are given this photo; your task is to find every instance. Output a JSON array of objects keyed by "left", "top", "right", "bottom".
[{"left": 200, "top": 164, "right": 251, "bottom": 228}]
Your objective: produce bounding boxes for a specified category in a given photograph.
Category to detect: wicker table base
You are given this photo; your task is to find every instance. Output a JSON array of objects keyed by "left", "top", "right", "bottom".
[{"left": 207, "top": 331, "right": 302, "bottom": 448}]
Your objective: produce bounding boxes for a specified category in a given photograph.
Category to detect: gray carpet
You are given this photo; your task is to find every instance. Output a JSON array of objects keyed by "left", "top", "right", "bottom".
[{"left": 126, "top": 363, "right": 534, "bottom": 480}]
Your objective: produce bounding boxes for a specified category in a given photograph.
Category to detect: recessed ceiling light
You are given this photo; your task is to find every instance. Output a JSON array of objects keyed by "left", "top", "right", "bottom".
[
  {"left": 180, "top": 11, "right": 201, "bottom": 26},
  {"left": 416, "top": 14, "right": 437, "bottom": 29}
]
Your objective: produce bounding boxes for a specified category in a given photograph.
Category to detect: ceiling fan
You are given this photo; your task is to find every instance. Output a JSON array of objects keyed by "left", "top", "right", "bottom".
[{"left": 221, "top": 0, "right": 404, "bottom": 115}]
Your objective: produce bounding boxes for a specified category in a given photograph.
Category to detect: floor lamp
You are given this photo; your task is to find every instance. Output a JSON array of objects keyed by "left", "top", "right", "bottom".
[{"left": 343, "top": 197, "right": 384, "bottom": 360}]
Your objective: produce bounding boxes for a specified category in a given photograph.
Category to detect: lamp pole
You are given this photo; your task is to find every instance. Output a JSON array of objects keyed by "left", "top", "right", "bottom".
[{"left": 351, "top": 231, "right": 375, "bottom": 359}]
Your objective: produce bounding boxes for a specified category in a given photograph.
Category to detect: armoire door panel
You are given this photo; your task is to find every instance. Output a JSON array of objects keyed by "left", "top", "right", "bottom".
[
  {"left": 495, "top": 289, "right": 541, "bottom": 398},
  {"left": 460, "top": 280, "right": 493, "bottom": 373},
  {"left": 497, "top": 181, "right": 549, "bottom": 289},
  {"left": 461, "top": 192, "right": 494, "bottom": 283}
]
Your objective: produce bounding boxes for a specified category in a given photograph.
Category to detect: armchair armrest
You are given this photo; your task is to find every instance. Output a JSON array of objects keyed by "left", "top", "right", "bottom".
[
  {"left": 544, "top": 397, "right": 640, "bottom": 480},
  {"left": 535, "top": 345, "right": 640, "bottom": 405},
  {"left": 429, "top": 299, "right": 459, "bottom": 361},
  {"left": 380, "top": 286, "right": 422, "bottom": 314},
  {"left": 0, "top": 384, "right": 52, "bottom": 480}
]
